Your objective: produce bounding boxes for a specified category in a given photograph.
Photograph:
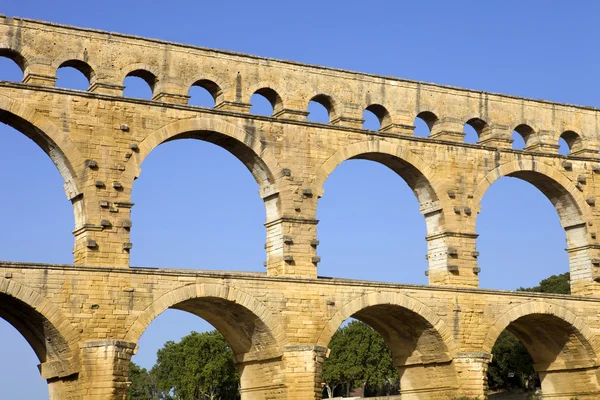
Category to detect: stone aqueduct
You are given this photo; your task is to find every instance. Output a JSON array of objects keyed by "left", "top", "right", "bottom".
[{"left": 2, "top": 15, "right": 600, "bottom": 400}]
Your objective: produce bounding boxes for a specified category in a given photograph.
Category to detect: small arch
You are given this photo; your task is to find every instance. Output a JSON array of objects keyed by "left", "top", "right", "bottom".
[
  {"left": 363, "top": 104, "right": 391, "bottom": 130},
  {"left": 56, "top": 60, "right": 94, "bottom": 91},
  {"left": 122, "top": 69, "right": 158, "bottom": 99},
  {"left": 513, "top": 124, "right": 534, "bottom": 150},
  {"left": 308, "top": 94, "right": 335, "bottom": 123},
  {"left": 188, "top": 79, "right": 222, "bottom": 107},
  {"left": 559, "top": 130, "right": 582, "bottom": 155},
  {"left": 414, "top": 111, "right": 438, "bottom": 137},
  {"left": 250, "top": 87, "right": 283, "bottom": 116},
  {"left": 0, "top": 48, "right": 26, "bottom": 73},
  {"left": 464, "top": 117, "right": 489, "bottom": 144},
  {"left": 57, "top": 60, "right": 93, "bottom": 83}
]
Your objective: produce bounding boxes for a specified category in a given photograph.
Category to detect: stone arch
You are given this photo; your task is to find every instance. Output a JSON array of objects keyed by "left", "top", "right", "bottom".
[
  {"left": 318, "top": 291, "right": 453, "bottom": 349},
  {"left": 473, "top": 160, "right": 596, "bottom": 294},
  {"left": 119, "top": 62, "right": 160, "bottom": 93},
  {"left": 317, "top": 291, "right": 458, "bottom": 396},
  {"left": 246, "top": 81, "right": 286, "bottom": 109},
  {"left": 0, "top": 47, "right": 27, "bottom": 73},
  {"left": 54, "top": 58, "right": 96, "bottom": 87},
  {"left": 0, "top": 277, "right": 80, "bottom": 378},
  {"left": 136, "top": 117, "right": 279, "bottom": 192},
  {"left": 482, "top": 300, "right": 598, "bottom": 357},
  {"left": 473, "top": 159, "right": 590, "bottom": 233},
  {"left": 124, "top": 282, "right": 286, "bottom": 397},
  {"left": 124, "top": 282, "right": 285, "bottom": 358},
  {"left": 308, "top": 93, "right": 338, "bottom": 122},
  {"left": 0, "top": 94, "right": 84, "bottom": 223},
  {"left": 185, "top": 72, "right": 228, "bottom": 105},
  {"left": 482, "top": 300, "right": 600, "bottom": 397},
  {"left": 312, "top": 140, "right": 448, "bottom": 231}
]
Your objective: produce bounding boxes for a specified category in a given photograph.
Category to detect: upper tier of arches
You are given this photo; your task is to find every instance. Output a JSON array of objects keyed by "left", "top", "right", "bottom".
[{"left": 1, "top": 17, "right": 599, "bottom": 157}]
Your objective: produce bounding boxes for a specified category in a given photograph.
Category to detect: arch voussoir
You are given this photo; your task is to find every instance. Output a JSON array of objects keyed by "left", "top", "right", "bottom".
[{"left": 137, "top": 117, "right": 280, "bottom": 188}]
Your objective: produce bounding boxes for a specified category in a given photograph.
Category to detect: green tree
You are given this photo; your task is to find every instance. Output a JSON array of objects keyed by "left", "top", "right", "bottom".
[
  {"left": 322, "top": 320, "right": 398, "bottom": 397},
  {"left": 128, "top": 362, "right": 161, "bottom": 400},
  {"left": 518, "top": 272, "right": 570, "bottom": 295},
  {"left": 151, "top": 330, "right": 239, "bottom": 400}
]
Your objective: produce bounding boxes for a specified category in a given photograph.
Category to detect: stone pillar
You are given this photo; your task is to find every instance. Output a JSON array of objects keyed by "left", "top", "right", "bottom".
[
  {"left": 537, "top": 365, "right": 600, "bottom": 399},
  {"left": 40, "top": 359, "right": 80, "bottom": 400},
  {"left": 429, "top": 117, "right": 465, "bottom": 142},
  {"left": 330, "top": 102, "right": 364, "bottom": 128},
  {"left": 23, "top": 62, "right": 57, "bottom": 86},
  {"left": 397, "top": 361, "right": 458, "bottom": 399},
  {"left": 234, "top": 352, "right": 286, "bottom": 400},
  {"left": 282, "top": 345, "right": 328, "bottom": 400},
  {"left": 426, "top": 231, "right": 479, "bottom": 287},
  {"left": 72, "top": 154, "right": 134, "bottom": 268},
  {"left": 152, "top": 78, "right": 190, "bottom": 104},
  {"left": 524, "top": 129, "right": 560, "bottom": 153},
  {"left": 79, "top": 340, "right": 135, "bottom": 400},
  {"left": 477, "top": 124, "right": 513, "bottom": 149},
  {"left": 453, "top": 352, "right": 491, "bottom": 399},
  {"left": 265, "top": 217, "right": 318, "bottom": 278}
]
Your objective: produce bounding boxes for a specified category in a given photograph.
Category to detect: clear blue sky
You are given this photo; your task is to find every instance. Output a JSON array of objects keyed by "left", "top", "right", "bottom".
[{"left": 0, "top": 0, "right": 597, "bottom": 397}]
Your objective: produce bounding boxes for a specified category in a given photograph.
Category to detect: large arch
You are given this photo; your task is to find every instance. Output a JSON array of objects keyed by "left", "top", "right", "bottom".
[
  {"left": 317, "top": 291, "right": 458, "bottom": 397},
  {"left": 0, "top": 95, "right": 84, "bottom": 231},
  {"left": 136, "top": 117, "right": 280, "bottom": 193},
  {"left": 473, "top": 160, "right": 592, "bottom": 292},
  {"left": 313, "top": 140, "right": 448, "bottom": 232},
  {"left": 125, "top": 282, "right": 286, "bottom": 397},
  {"left": 473, "top": 160, "right": 590, "bottom": 227},
  {"left": 0, "top": 277, "right": 80, "bottom": 378},
  {"left": 483, "top": 301, "right": 600, "bottom": 397}
]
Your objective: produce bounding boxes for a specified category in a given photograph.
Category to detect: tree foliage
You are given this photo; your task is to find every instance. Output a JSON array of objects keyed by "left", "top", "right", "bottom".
[
  {"left": 128, "top": 330, "right": 239, "bottom": 400},
  {"left": 322, "top": 320, "right": 399, "bottom": 398},
  {"left": 518, "top": 272, "right": 570, "bottom": 295}
]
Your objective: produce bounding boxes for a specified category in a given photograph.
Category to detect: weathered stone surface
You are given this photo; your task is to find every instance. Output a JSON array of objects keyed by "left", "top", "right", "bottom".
[{"left": 2, "top": 17, "right": 600, "bottom": 400}]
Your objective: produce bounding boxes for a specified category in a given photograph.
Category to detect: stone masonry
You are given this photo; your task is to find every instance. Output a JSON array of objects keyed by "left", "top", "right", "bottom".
[{"left": 1, "top": 16, "right": 600, "bottom": 399}]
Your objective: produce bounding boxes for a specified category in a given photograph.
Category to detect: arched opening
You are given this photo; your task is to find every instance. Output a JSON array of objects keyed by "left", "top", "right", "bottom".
[
  {"left": 0, "top": 111, "right": 74, "bottom": 264},
  {"left": 249, "top": 87, "right": 282, "bottom": 116},
  {"left": 0, "top": 49, "right": 25, "bottom": 81},
  {"left": 362, "top": 104, "right": 390, "bottom": 131},
  {"left": 188, "top": 79, "right": 222, "bottom": 107},
  {"left": 126, "top": 287, "right": 283, "bottom": 399},
  {"left": 320, "top": 298, "right": 457, "bottom": 399},
  {"left": 317, "top": 150, "right": 439, "bottom": 284},
  {"left": 323, "top": 319, "right": 399, "bottom": 397},
  {"left": 55, "top": 60, "right": 93, "bottom": 91},
  {"left": 559, "top": 130, "right": 582, "bottom": 155},
  {"left": 0, "top": 290, "right": 77, "bottom": 400},
  {"left": 464, "top": 118, "right": 488, "bottom": 144},
  {"left": 512, "top": 124, "right": 534, "bottom": 150},
  {"left": 123, "top": 70, "right": 156, "bottom": 99},
  {"left": 308, "top": 94, "right": 334, "bottom": 123},
  {"left": 486, "top": 311, "right": 599, "bottom": 398},
  {"left": 413, "top": 111, "right": 437, "bottom": 137},
  {"left": 131, "top": 130, "right": 273, "bottom": 271},
  {"left": 0, "top": 319, "right": 47, "bottom": 398},
  {"left": 476, "top": 171, "right": 582, "bottom": 290}
]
